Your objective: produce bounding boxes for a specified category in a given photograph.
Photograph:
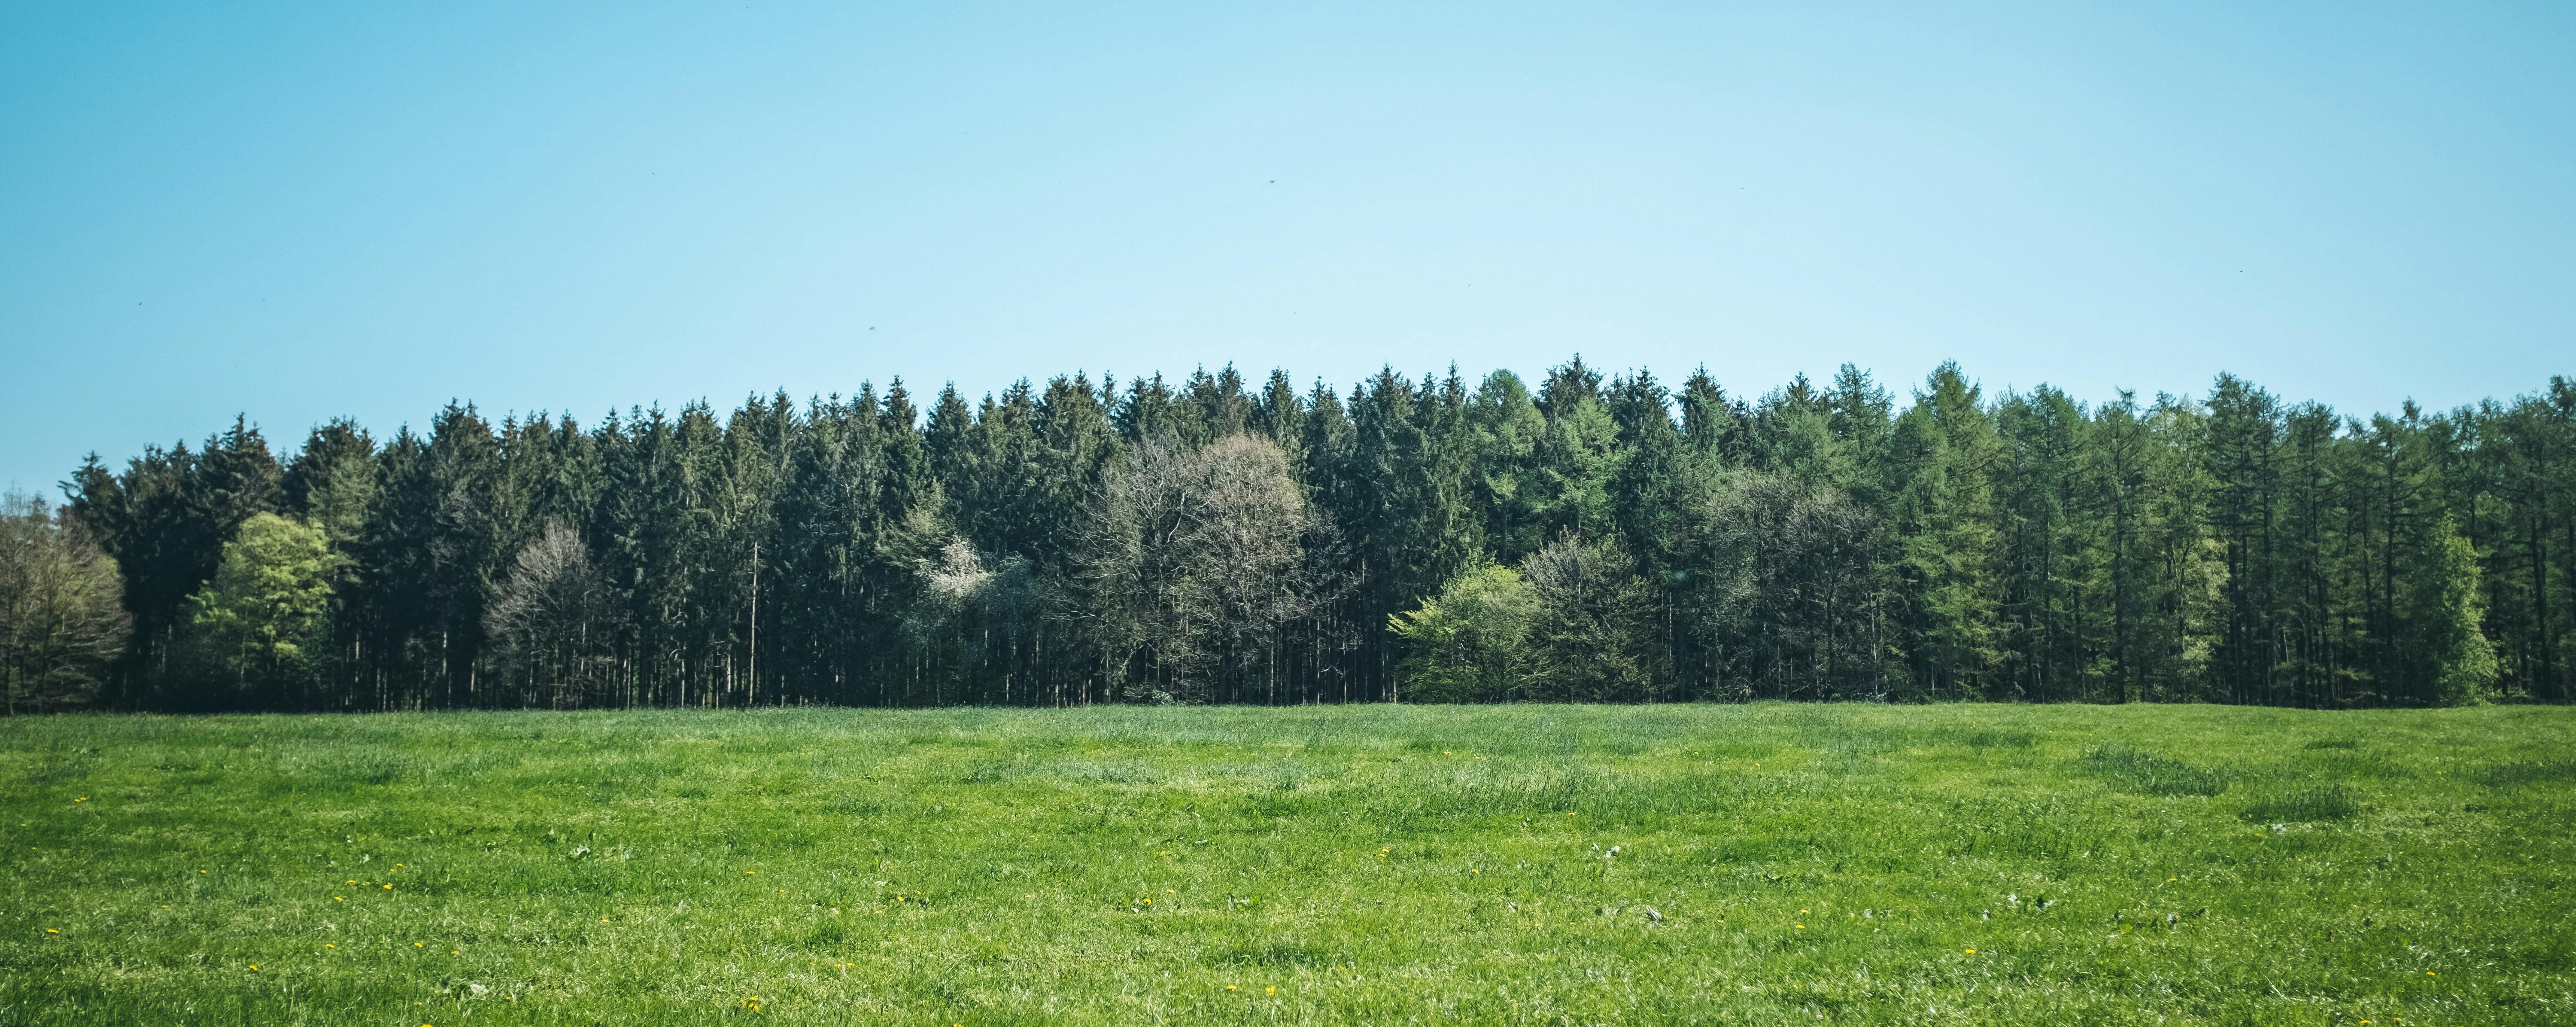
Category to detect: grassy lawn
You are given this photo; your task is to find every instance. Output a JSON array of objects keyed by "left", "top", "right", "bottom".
[{"left": 1, "top": 704, "right": 2570, "bottom": 1025}]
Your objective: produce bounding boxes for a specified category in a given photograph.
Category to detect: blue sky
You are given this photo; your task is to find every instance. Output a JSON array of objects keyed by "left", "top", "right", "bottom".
[{"left": 3, "top": 1, "right": 2570, "bottom": 491}]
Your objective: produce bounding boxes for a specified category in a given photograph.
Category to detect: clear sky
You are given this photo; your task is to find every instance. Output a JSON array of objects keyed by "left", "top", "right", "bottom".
[{"left": 4, "top": 1, "right": 2571, "bottom": 491}]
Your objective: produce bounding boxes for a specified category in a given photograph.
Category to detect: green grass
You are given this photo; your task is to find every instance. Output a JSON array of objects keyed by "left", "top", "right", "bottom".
[{"left": 2, "top": 704, "right": 2571, "bottom": 1025}]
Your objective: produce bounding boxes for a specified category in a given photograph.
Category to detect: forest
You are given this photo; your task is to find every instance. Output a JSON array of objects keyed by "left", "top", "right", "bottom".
[{"left": 4, "top": 358, "right": 2572, "bottom": 713}]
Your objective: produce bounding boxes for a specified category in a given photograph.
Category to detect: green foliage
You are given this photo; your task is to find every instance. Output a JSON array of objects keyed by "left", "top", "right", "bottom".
[
  {"left": 1388, "top": 561, "right": 1537, "bottom": 702},
  {"left": 2, "top": 704, "right": 2570, "bottom": 1023},
  {"left": 183, "top": 512, "right": 336, "bottom": 699},
  {"left": 2406, "top": 514, "right": 2500, "bottom": 704},
  {"left": 0, "top": 493, "right": 130, "bottom": 713},
  {"left": 52, "top": 363, "right": 2576, "bottom": 710}
]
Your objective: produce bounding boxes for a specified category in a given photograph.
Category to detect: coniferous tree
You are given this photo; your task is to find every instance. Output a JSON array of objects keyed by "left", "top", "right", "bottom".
[
  {"left": 1883, "top": 363, "right": 2003, "bottom": 700},
  {"left": 44, "top": 359, "right": 2571, "bottom": 712}
]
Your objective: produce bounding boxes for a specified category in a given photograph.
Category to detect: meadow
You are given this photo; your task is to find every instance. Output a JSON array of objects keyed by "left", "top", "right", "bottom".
[{"left": 1, "top": 703, "right": 2570, "bottom": 1025}]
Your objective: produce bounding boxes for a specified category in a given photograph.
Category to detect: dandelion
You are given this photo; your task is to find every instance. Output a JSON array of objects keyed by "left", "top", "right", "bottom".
[
  {"left": 335, "top": 896, "right": 344, "bottom": 901},
  {"left": 1965, "top": 948, "right": 1976, "bottom": 954},
  {"left": 1795, "top": 924, "right": 1804, "bottom": 929},
  {"left": 1267, "top": 987, "right": 1276, "bottom": 995},
  {"left": 1226, "top": 985, "right": 1237, "bottom": 990},
  {"left": 248, "top": 964, "right": 258, "bottom": 971},
  {"left": 46, "top": 929, "right": 58, "bottom": 934},
  {"left": 384, "top": 884, "right": 393, "bottom": 889},
  {"left": 326, "top": 944, "right": 334, "bottom": 948}
]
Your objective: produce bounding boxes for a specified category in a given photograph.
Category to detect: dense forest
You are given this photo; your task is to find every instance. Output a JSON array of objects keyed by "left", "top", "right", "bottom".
[{"left": 5, "top": 358, "right": 2572, "bottom": 714}]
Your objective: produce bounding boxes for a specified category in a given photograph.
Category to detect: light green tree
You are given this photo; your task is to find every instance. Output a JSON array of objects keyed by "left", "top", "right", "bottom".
[
  {"left": 1388, "top": 561, "right": 1537, "bottom": 703},
  {"left": 185, "top": 513, "right": 337, "bottom": 700},
  {"left": 0, "top": 492, "right": 131, "bottom": 713},
  {"left": 2405, "top": 514, "right": 2499, "bottom": 705}
]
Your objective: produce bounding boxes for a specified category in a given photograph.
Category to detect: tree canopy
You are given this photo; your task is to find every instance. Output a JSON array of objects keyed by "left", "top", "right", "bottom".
[{"left": 31, "top": 360, "right": 2576, "bottom": 712}]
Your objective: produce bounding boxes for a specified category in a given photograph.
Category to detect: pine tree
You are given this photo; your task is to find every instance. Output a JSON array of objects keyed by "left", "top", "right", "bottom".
[{"left": 1883, "top": 363, "right": 2003, "bottom": 700}]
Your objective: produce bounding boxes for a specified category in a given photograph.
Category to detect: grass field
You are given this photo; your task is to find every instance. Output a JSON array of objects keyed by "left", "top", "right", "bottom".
[{"left": 2, "top": 703, "right": 2571, "bottom": 1025}]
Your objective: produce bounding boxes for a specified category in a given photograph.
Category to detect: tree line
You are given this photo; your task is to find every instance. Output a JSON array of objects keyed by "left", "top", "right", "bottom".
[{"left": 5, "top": 358, "right": 2571, "bottom": 713}]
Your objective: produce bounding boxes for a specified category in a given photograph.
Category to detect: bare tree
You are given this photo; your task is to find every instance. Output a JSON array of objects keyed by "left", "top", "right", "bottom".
[
  {"left": 907, "top": 539, "right": 1043, "bottom": 701},
  {"left": 1066, "top": 435, "right": 1343, "bottom": 703},
  {"left": 483, "top": 520, "right": 611, "bottom": 707},
  {"left": 1520, "top": 533, "right": 1662, "bottom": 701},
  {"left": 0, "top": 491, "right": 131, "bottom": 713}
]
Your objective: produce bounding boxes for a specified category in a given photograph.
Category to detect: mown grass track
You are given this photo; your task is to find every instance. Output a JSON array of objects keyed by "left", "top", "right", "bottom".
[{"left": 2, "top": 703, "right": 2571, "bottom": 1024}]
